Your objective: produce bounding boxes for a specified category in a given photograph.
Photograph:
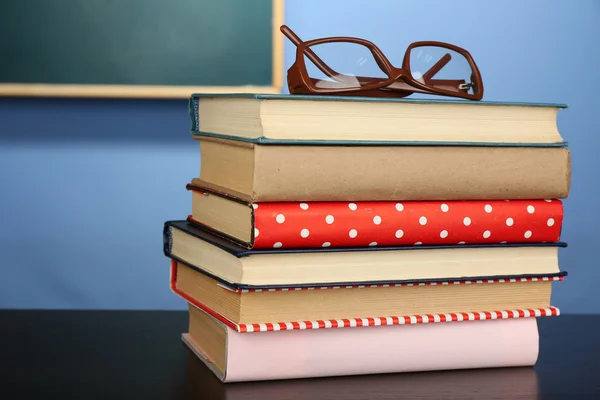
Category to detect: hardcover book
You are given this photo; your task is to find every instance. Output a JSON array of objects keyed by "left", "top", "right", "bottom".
[
  {"left": 193, "top": 138, "right": 571, "bottom": 202},
  {"left": 182, "top": 303, "right": 544, "bottom": 382},
  {"left": 187, "top": 183, "right": 564, "bottom": 249},
  {"left": 163, "top": 220, "right": 566, "bottom": 287},
  {"left": 189, "top": 93, "right": 567, "bottom": 146},
  {"left": 171, "top": 259, "right": 563, "bottom": 326}
]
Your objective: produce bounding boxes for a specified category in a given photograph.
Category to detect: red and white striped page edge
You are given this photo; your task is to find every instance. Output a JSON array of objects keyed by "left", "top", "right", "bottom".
[
  {"left": 216, "top": 276, "right": 564, "bottom": 293},
  {"left": 236, "top": 307, "right": 560, "bottom": 333}
]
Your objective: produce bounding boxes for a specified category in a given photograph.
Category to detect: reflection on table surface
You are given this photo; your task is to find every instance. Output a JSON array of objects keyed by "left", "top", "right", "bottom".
[{"left": 183, "top": 351, "right": 538, "bottom": 400}]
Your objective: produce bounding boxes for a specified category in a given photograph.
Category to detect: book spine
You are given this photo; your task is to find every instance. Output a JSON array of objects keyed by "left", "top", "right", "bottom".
[
  {"left": 252, "top": 199, "right": 563, "bottom": 249},
  {"left": 189, "top": 97, "right": 199, "bottom": 131}
]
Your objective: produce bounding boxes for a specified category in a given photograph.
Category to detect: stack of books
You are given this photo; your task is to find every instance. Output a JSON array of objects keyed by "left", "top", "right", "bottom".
[{"left": 163, "top": 93, "right": 571, "bottom": 382}]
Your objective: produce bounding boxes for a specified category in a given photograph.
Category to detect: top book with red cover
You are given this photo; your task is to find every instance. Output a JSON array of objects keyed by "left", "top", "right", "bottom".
[{"left": 187, "top": 184, "right": 563, "bottom": 249}]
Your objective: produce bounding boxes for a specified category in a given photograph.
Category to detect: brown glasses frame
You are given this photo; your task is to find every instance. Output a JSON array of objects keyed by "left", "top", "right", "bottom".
[{"left": 281, "top": 25, "right": 484, "bottom": 100}]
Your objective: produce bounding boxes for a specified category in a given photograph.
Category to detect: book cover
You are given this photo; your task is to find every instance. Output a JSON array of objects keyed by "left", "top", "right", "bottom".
[
  {"left": 195, "top": 140, "right": 572, "bottom": 202},
  {"left": 190, "top": 92, "right": 568, "bottom": 107},
  {"left": 182, "top": 304, "right": 543, "bottom": 382},
  {"left": 187, "top": 184, "right": 564, "bottom": 249}
]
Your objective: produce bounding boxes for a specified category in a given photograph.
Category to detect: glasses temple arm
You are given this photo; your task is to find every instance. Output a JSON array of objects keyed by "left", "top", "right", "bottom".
[
  {"left": 280, "top": 25, "right": 304, "bottom": 47},
  {"left": 280, "top": 25, "right": 344, "bottom": 81},
  {"left": 422, "top": 53, "right": 451, "bottom": 80}
]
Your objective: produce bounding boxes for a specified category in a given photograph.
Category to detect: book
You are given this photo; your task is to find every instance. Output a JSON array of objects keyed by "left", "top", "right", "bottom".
[
  {"left": 182, "top": 303, "right": 542, "bottom": 382},
  {"left": 189, "top": 93, "right": 567, "bottom": 146},
  {"left": 163, "top": 220, "right": 566, "bottom": 287},
  {"left": 187, "top": 183, "right": 564, "bottom": 249},
  {"left": 194, "top": 138, "right": 571, "bottom": 202},
  {"left": 171, "top": 259, "right": 562, "bottom": 325}
]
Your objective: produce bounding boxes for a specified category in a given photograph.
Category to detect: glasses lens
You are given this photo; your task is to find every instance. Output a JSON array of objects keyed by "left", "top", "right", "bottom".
[
  {"left": 303, "top": 42, "right": 389, "bottom": 89},
  {"left": 409, "top": 46, "right": 479, "bottom": 95}
]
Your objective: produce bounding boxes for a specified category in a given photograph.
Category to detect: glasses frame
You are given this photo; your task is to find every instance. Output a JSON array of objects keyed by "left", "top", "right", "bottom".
[{"left": 281, "top": 25, "right": 484, "bottom": 100}]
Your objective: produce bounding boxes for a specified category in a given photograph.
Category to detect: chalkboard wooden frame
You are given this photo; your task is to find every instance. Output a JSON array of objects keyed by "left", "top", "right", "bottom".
[{"left": 0, "top": 0, "right": 284, "bottom": 99}]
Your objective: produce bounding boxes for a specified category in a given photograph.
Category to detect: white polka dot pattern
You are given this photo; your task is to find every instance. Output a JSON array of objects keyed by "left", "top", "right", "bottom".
[{"left": 246, "top": 199, "right": 563, "bottom": 248}]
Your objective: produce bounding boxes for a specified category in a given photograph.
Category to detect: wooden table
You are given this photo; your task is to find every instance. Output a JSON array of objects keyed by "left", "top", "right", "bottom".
[{"left": 2, "top": 311, "right": 598, "bottom": 399}]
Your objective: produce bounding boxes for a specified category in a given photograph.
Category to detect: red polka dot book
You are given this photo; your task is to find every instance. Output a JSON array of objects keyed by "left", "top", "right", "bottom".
[
  {"left": 185, "top": 183, "right": 564, "bottom": 250},
  {"left": 164, "top": 93, "right": 572, "bottom": 382}
]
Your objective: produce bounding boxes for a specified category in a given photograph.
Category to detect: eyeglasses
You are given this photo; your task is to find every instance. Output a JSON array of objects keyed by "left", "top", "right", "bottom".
[{"left": 280, "top": 25, "right": 484, "bottom": 100}]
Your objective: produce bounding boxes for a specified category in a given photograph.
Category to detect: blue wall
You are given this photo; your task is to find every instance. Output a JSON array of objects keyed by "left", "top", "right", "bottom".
[{"left": 1, "top": 0, "right": 598, "bottom": 312}]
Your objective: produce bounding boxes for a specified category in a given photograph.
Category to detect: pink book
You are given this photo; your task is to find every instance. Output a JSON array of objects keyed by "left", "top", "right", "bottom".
[{"left": 183, "top": 304, "right": 541, "bottom": 382}]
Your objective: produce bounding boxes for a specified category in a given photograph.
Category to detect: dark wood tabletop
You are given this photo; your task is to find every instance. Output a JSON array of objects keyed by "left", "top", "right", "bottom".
[{"left": 1, "top": 310, "right": 598, "bottom": 399}]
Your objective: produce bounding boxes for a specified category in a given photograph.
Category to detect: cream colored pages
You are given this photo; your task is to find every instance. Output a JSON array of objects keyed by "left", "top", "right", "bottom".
[{"left": 198, "top": 96, "right": 564, "bottom": 144}]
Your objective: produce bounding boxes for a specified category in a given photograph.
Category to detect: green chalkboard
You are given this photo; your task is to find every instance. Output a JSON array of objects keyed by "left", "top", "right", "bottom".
[{"left": 0, "top": 0, "right": 283, "bottom": 98}]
